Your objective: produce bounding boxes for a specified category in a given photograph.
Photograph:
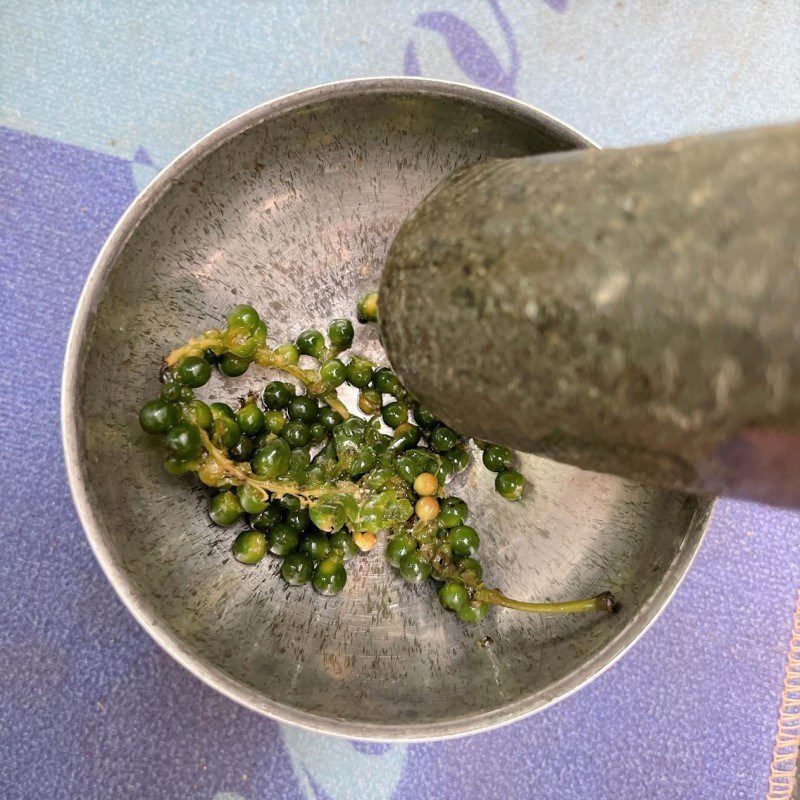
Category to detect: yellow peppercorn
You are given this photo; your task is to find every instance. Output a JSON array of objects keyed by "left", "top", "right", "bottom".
[
  {"left": 413, "top": 472, "right": 439, "bottom": 497},
  {"left": 415, "top": 496, "right": 440, "bottom": 521}
]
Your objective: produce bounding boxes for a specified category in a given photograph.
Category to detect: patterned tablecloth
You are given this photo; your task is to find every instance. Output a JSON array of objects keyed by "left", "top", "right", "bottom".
[{"left": 1, "top": 2, "right": 799, "bottom": 798}]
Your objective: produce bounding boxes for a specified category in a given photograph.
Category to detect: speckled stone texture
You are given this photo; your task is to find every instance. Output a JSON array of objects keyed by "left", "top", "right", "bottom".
[
  {"left": 381, "top": 124, "right": 800, "bottom": 507},
  {"left": 2, "top": 2, "right": 799, "bottom": 798}
]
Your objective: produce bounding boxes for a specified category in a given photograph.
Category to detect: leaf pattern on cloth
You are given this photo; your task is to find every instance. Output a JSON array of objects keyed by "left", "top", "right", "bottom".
[
  {"left": 281, "top": 725, "right": 407, "bottom": 800},
  {"left": 403, "top": 0, "right": 519, "bottom": 95}
]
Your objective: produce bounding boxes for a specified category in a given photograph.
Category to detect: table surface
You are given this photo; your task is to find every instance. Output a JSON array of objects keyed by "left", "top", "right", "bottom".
[{"left": 2, "top": 2, "right": 799, "bottom": 799}]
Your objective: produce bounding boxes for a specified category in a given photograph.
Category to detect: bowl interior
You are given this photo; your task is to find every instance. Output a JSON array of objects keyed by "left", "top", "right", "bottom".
[{"left": 66, "top": 83, "right": 708, "bottom": 738}]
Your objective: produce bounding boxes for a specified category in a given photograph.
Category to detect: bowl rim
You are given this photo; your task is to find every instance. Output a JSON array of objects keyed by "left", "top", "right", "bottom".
[{"left": 61, "top": 76, "right": 713, "bottom": 742}]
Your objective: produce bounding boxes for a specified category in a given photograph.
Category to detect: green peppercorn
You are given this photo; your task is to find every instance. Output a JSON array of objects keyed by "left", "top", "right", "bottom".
[
  {"left": 399, "top": 552, "right": 431, "bottom": 584},
  {"left": 434, "top": 456, "right": 454, "bottom": 485},
  {"left": 394, "top": 449, "right": 436, "bottom": 483},
  {"left": 387, "top": 423, "right": 421, "bottom": 453},
  {"left": 141, "top": 300, "right": 546, "bottom": 622},
  {"left": 263, "top": 410, "right": 286, "bottom": 434},
  {"left": 237, "top": 484, "right": 268, "bottom": 515},
  {"left": 252, "top": 439, "right": 291, "bottom": 479},
  {"left": 357, "top": 450, "right": 380, "bottom": 478},
  {"left": 268, "top": 523, "right": 300, "bottom": 556},
  {"left": 317, "top": 406, "right": 344, "bottom": 431},
  {"left": 232, "top": 529, "right": 267, "bottom": 564},
  {"left": 281, "top": 421, "right": 310, "bottom": 448},
  {"left": 329, "top": 531, "right": 359, "bottom": 561},
  {"left": 328, "top": 318, "right": 354, "bottom": 349},
  {"left": 358, "top": 389, "right": 382, "bottom": 415},
  {"left": 176, "top": 355, "right": 212, "bottom": 388},
  {"left": 219, "top": 353, "right": 249, "bottom": 377},
  {"left": 483, "top": 444, "right": 512, "bottom": 472},
  {"left": 457, "top": 557, "right": 483, "bottom": 582},
  {"left": 439, "top": 582, "right": 469, "bottom": 611},
  {"left": 226, "top": 304, "right": 261, "bottom": 332},
  {"left": 164, "top": 422, "right": 202, "bottom": 459},
  {"left": 281, "top": 552, "right": 314, "bottom": 585},
  {"left": 458, "top": 602, "right": 489, "bottom": 623},
  {"left": 262, "top": 380, "right": 293, "bottom": 410},
  {"left": 288, "top": 395, "right": 319, "bottom": 423},
  {"left": 430, "top": 425, "right": 458, "bottom": 452},
  {"left": 198, "top": 460, "right": 228, "bottom": 488},
  {"left": 163, "top": 456, "right": 198, "bottom": 475},
  {"left": 287, "top": 447, "right": 310, "bottom": 486},
  {"left": 309, "top": 422, "right": 327, "bottom": 444},
  {"left": 447, "top": 447, "right": 470, "bottom": 473},
  {"left": 385, "top": 533, "right": 416, "bottom": 568},
  {"left": 372, "top": 367, "right": 400, "bottom": 396},
  {"left": 275, "top": 495, "right": 301, "bottom": 513},
  {"left": 296, "top": 328, "right": 326, "bottom": 359},
  {"left": 229, "top": 435, "right": 254, "bottom": 462},
  {"left": 448, "top": 525, "right": 480, "bottom": 557},
  {"left": 300, "top": 532, "right": 331, "bottom": 562},
  {"left": 212, "top": 416, "right": 240, "bottom": 449},
  {"left": 251, "top": 504, "right": 282, "bottom": 531},
  {"left": 320, "top": 358, "right": 347, "bottom": 387},
  {"left": 210, "top": 402, "right": 235, "bottom": 421},
  {"left": 412, "top": 402, "right": 438, "bottom": 429},
  {"left": 312, "top": 556, "right": 347, "bottom": 595},
  {"left": 305, "top": 465, "right": 325, "bottom": 486},
  {"left": 382, "top": 401, "right": 409, "bottom": 428},
  {"left": 251, "top": 319, "right": 268, "bottom": 348},
  {"left": 495, "top": 469, "right": 525, "bottom": 501},
  {"left": 345, "top": 356, "right": 373, "bottom": 388},
  {"left": 225, "top": 326, "right": 258, "bottom": 359},
  {"left": 139, "top": 399, "right": 180, "bottom": 435},
  {"left": 208, "top": 491, "right": 243, "bottom": 526},
  {"left": 183, "top": 400, "right": 212, "bottom": 430},
  {"left": 274, "top": 342, "right": 300, "bottom": 365},
  {"left": 236, "top": 400, "right": 264, "bottom": 436},
  {"left": 160, "top": 381, "right": 183, "bottom": 403},
  {"left": 438, "top": 497, "right": 469, "bottom": 528},
  {"left": 283, "top": 506, "right": 310, "bottom": 532}
]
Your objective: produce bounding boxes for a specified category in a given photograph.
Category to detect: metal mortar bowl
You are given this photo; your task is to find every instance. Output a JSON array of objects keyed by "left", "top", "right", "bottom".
[{"left": 63, "top": 78, "right": 711, "bottom": 740}]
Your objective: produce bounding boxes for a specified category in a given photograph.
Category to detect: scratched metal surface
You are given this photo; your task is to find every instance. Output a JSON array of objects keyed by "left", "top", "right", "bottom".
[{"left": 1, "top": 2, "right": 799, "bottom": 799}]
